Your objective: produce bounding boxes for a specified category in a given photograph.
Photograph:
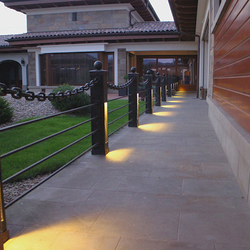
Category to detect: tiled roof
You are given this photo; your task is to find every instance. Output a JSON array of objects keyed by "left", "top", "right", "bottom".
[
  {"left": 6, "top": 22, "right": 177, "bottom": 42},
  {"left": 128, "top": 22, "right": 176, "bottom": 32},
  {"left": 0, "top": 35, "right": 13, "bottom": 46}
]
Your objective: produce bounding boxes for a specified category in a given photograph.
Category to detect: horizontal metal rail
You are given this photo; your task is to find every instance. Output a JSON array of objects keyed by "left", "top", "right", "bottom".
[
  {"left": 3, "top": 129, "right": 98, "bottom": 184},
  {"left": 0, "top": 103, "right": 97, "bottom": 132},
  {"left": 139, "top": 109, "right": 146, "bottom": 116},
  {"left": 108, "top": 119, "right": 132, "bottom": 137},
  {"left": 108, "top": 102, "right": 131, "bottom": 114},
  {"left": 139, "top": 104, "right": 146, "bottom": 109},
  {"left": 108, "top": 95, "right": 128, "bottom": 102},
  {"left": 139, "top": 89, "right": 147, "bottom": 94},
  {"left": 108, "top": 111, "right": 132, "bottom": 126},
  {"left": 1, "top": 116, "right": 97, "bottom": 159},
  {"left": 4, "top": 142, "right": 99, "bottom": 209}
]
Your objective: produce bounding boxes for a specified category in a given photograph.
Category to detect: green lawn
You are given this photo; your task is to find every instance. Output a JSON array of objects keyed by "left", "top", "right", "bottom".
[{"left": 0, "top": 99, "right": 145, "bottom": 181}]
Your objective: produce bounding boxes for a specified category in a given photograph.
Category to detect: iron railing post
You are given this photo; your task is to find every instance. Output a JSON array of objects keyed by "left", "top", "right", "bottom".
[
  {"left": 155, "top": 72, "right": 161, "bottom": 106},
  {"left": 167, "top": 74, "right": 172, "bottom": 97},
  {"left": 128, "top": 67, "right": 139, "bottom": 127},
  {"left": 90, "top": 61, "right": 109, "bottom": 155},
  {"left": 0, "top": 157, "right": 9, "bottom": 249},
  {"left": 162, "top": 73, "right": 166, "bottom": 102},
  {"left": 145, "top": 71, "right": 153, "bottom": 114}
]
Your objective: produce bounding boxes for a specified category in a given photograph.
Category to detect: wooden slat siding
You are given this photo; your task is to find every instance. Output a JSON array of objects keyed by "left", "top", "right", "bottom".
[
  {"left": 214, "top": 0, "right": 239, "bottom": 48},
  {"left": 214, "top": 4, "right": 250, "bottom": 61},
  {"left": 214, "top": 77, "right": 250, "bottom": 94},
  {"left": 214, "top": 87, "right": 250, "bottom": 114},
  {"left": 214, "top": 0, "right": 250, "bottom": 61},
  {"left": 214, "top": 36, "right": 250, "bottom": 70},
  {"left": 213, "top": 94, "right": 250, "bottom": 130},
  {"left": 213, "top": 0, "right": 250, "bottom": 134},
  {"left": 214, "top": 0, "right": 244, "bottom": 55},
  {"left": 214, "top": 55, "right": 250, "bottom": 78}
]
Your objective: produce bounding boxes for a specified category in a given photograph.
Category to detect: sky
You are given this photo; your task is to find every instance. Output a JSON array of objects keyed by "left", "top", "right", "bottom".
[{"left": 0, "top": 0, "right": 173, "bottom": 35}]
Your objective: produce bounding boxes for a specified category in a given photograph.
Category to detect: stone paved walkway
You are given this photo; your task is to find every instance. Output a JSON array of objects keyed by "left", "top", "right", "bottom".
[{"left": 4, "top": 92, "right": 250, "bottom": 250}]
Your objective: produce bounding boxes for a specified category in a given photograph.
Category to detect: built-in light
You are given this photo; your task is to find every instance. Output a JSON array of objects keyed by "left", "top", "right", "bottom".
[
  {"left": 106, "top": 148, "right": 134, "bottom": 162},
  {"left": 153, "top": 111, "right": 175, "bottom": 117},
  {"left": 139, "top": 123, "right": 173, "bottom": 133}
]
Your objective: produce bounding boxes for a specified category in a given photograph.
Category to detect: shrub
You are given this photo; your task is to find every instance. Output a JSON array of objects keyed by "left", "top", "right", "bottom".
[
  {"left": 0, "top": 97, "right": 13, "bottom": 125},
  {"left": 50, "top": 84, "right": 90, "bottom": 115}
]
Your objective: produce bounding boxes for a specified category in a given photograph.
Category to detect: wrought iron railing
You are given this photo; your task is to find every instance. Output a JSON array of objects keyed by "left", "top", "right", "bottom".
[{"left": 0, "top": 60, "right": 175, "bottom": 246}]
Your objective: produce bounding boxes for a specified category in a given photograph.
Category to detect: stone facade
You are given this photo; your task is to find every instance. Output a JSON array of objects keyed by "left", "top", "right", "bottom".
[
  {"left": 208, "top": 98, "right": 250, "bottom": 207},
  {"left": 27, "top": 52, "right": 36, "bottom": 87},
  {"left": 27, "top": 10, "right": 130, "bottom": 32},
  {"left": 118, "top": 48, "right": 127, "bottom": 85}
]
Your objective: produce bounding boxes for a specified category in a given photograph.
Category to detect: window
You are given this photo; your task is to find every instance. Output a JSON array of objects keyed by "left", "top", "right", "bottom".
[
  {"left": 107, "top": 54, "right": 114, "bottom": 83},
  {"left": 40, "top": 52, "right": 98, "bottom": 86},
  {"left": 72, "top": 12, "right": 77, "bottom": 21}
]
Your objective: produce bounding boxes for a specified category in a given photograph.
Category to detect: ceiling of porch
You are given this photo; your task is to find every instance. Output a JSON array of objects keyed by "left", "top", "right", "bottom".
[{"left": 168, "top": 0, "right": 198, "bottom": 41}]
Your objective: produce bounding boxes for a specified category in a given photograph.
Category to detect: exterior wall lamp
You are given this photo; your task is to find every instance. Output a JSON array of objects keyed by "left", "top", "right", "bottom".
[{"left": 21, "top": 58, "right": 25, "bottom": 66}]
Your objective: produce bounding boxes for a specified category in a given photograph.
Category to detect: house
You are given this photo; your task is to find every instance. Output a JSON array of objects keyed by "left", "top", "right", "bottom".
[
  {"left": 0, "top": 0, "right": 250, "bottom": 206},
  {"left": 0, "top": 0, "right": 198, "bottom": 93}
]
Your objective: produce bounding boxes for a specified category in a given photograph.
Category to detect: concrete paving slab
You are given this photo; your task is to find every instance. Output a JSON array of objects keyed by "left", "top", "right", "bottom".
[
  {"left": 116, "top": 238, "right": 215, "bottom": 250},
  {"left": 182, "top": 179, "right": 244, "bottom": 197},
  {"left": 4, "top": 92, "right": 250, "bottom": 249},
  {"left": 89, "top": 205, "right": 180, "bottom": 241},
  {"left": 178, "top": 212, "right": 250, "bottom": 245}
]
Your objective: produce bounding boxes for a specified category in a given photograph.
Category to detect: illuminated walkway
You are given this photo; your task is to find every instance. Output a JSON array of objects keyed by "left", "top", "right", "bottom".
[{"left": 5, "top": 92, "right": 250, "bottom": 249}]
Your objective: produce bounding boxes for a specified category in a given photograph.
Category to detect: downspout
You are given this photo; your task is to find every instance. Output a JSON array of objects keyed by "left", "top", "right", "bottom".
[{"left": 196, "top": 34, "right": 200, "bottom": 98}]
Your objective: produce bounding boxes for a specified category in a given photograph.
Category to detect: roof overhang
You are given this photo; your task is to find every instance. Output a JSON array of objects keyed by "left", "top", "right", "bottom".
[
  {"left": 168, "top": 0, "right": 198, "bottom": 41},
  {"left": 1, "top": 0, "right": 159, "bottom": 22},
  {"left": 6, "top": 32, "right": 181, "bottom": 47}
]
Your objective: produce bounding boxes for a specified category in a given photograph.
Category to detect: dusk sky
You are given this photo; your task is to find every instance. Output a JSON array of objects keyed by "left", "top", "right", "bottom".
[{"left": 0, "top": 0, "right": 173, "bottom": 35}]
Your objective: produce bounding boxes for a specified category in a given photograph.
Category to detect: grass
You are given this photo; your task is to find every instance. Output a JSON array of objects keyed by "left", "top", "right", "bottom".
[{"left": 0, "top": 99, "right": 146, "bottom": 181}]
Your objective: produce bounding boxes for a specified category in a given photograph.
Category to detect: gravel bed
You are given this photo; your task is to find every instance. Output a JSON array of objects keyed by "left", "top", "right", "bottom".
[
  {"left": 3, "top": 174, "right": 49, "bottom": 206},
  {"left": 1, "top": 96, "right": 59, "bottom": 205},
  {"left": 0, "top": 95, "right": 59, "bottom": 128}
]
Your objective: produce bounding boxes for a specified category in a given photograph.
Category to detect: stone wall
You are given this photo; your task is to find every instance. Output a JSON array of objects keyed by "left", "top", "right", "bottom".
[
  {"left": 208, "top": 97, "right": 250, "bottom": 207},
  {"left": 27, "top": 10, "right": 130, "bottom": 32},
  {"left": 118, "top": 48, "right": 127, "bottom": 85},
  {"left": 27, "top": 52, "right": 36, "bottom": 87}
]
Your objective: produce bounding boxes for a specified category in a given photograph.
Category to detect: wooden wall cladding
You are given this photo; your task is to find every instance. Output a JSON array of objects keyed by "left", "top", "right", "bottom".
[{"left": 213, "top": 0, "right": 250, "bottom": 134}]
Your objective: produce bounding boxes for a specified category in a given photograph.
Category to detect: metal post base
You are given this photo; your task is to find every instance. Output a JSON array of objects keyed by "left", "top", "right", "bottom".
[{"left": 0, "top": 230, "right": 9, "bottom": 249}]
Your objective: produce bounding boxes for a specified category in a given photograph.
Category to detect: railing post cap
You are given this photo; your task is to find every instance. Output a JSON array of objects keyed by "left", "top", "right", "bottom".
[
  {"left": 157, "top": 72, "right": 160, "bottom": 76},
  {"left": 146, "top": 70, "right": 151, "bottom": 74},
  {"left": 130, "top": 67, "right": 136, "bottom": 73},
  {"left": 163, "top": 73, "right": 166, "bottom": 76},
  {"left": 94, "top": 60, "right": 103, "bottom": 70}
]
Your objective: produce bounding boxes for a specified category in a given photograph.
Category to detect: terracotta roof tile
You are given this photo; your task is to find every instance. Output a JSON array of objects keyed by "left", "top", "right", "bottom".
[{"left": 6, "top": 21, "right": 177, "bottom": 41}]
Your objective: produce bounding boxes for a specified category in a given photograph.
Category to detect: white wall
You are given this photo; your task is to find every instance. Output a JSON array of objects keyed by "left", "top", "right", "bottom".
[{"left": 0, "top": 53, "right": 28, "bottom": 89}]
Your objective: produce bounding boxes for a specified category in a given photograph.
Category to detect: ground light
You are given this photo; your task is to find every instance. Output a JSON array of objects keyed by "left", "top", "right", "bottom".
[
  {"left": 106, "top": 148, "right": 134, "bottom": 162},
  {"left": 167, "top": 100, "right": 185, "bottom": 103},
  {"left": 161, "top": 105, "right": 179, "bottom": 108},
  {"left": 139, "top": 123, "right": 174, "bottom": 133},
  {"left": 153, "top": 111, "right": 176, "bottom": 117}
]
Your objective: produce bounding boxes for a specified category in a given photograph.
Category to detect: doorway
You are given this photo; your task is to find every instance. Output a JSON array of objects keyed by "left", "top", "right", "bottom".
[{"left": 0, "top": 60, "right": 22, "bottom": 89}]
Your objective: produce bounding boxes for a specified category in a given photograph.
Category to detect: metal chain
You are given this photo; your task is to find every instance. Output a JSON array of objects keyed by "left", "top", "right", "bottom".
[
  {"left": 0, "top": 78, "right": 98, "bottom": 102},
  {"left": 107, "top": 77, "right": 135, "bottom": 90},
  {"left": 139, "top": 78, "right": 149, "bottom": 87},
  {"left": 152, "top": 78, "right": 160, "bottom": 85}
]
